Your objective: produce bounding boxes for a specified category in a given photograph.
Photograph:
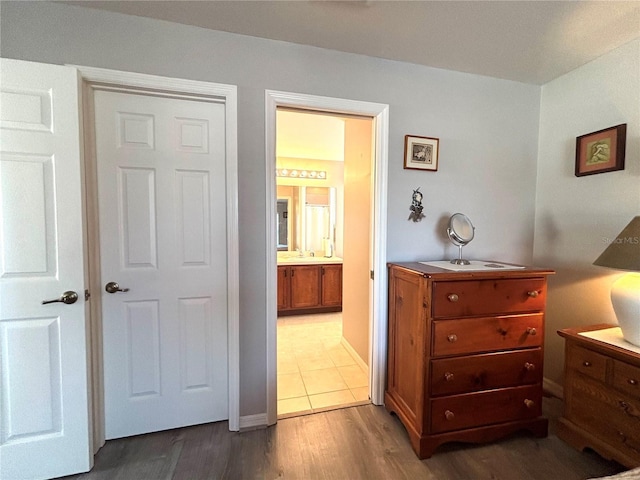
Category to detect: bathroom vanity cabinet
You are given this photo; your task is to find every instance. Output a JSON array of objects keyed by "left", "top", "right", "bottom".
[
  {"left": 385, "top": 261, "right": 554, "bottom": 458},
  {"left": 277, "top": 263, "right": 342, "bottom": 316}
]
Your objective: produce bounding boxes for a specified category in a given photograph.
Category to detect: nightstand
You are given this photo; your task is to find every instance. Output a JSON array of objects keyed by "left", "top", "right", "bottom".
[{"left": 557, "top": 324, "right": 640, "bottom": 468}]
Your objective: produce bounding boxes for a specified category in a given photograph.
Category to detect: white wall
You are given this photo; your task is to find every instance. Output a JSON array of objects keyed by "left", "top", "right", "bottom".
[
  {"left": 534, "top": 39, "right": 640, "bottom": 388},
  {"left": 342, "top": 117, "right": 374, "bottom": 365},
  {"left": 1, "top": 1, "right": 542, "bottom": 416}
]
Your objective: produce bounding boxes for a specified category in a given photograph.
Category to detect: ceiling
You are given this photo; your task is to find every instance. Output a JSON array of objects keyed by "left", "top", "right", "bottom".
[{"left": 62, "top": 1, "right": 640, "bottom": 85}]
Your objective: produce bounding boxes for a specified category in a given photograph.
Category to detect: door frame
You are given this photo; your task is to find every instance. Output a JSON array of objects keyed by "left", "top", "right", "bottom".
[
  {"left": 75, "top": 65, "right": 240, "bottom": 451},
  {"left": 265, "top": 90, "right": 389, "bottom": 425}
]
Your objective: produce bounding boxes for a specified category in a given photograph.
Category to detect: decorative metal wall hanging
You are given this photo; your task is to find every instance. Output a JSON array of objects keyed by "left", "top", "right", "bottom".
[{"left": 409, "top": 187, "right": 425, "bottom": 222}]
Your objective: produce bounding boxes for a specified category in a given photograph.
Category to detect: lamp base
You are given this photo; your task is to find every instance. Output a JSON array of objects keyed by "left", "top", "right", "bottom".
[{"left": 610, "top": 273, "right": 640, "bottom": 347}]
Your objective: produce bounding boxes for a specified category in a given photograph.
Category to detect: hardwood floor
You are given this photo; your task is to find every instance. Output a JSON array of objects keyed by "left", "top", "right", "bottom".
[{"left": 62, "top": 396, "right": 625, "bottom": 480}]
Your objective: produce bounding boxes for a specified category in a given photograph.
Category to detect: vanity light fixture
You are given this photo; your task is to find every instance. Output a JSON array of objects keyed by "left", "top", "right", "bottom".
[{"left": 276, "top": 168, "right": 326, "bottom": 179}]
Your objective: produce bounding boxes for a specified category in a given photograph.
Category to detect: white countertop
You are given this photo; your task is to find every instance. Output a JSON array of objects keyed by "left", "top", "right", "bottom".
[{"left": 277, "top": 255, "right": 343, "bottom": 265}]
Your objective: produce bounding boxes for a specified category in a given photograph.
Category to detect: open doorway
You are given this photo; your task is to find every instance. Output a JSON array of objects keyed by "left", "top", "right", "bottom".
[
  {"left": 265, "top": 91, "right": 389, "bottom": 425},
  {"left": 275, "top": 109, "right": 373, "bottom": 417}
]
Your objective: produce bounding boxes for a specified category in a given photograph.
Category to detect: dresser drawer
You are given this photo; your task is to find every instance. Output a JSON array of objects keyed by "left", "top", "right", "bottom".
[
  {"left": 613, "top": 359, "right": 640, "bottom": 399},
  {"left": 568, "top": 375, "right": 640, "bottom": 462},
  {"left": 432, "top": 278, "right": 547, "bottom": 318},
  {"left": 566, "top": 344, "right": 608, "bottom": 383},
  {"left": 431, "top": 349, "right": 543, "bottom": 396},
  {"left": 432, "top": 314, "right": 543, "bottom": 357},
  {"left": 430, "top": 385, "right": 542, "bottom": 434}
]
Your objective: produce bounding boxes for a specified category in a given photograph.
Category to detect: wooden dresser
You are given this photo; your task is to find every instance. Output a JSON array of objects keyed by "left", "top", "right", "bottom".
[
  {"left": 385, "top": 261, "right": 554, "bottom": 458},
  {"left": 557, "top": 325, "right": 640, "bottom": 468}
]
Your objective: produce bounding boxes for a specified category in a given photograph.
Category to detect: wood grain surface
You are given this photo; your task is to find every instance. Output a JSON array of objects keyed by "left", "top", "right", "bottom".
[{"left": 63, "top": 398, "right": 625, "bottom": 480}]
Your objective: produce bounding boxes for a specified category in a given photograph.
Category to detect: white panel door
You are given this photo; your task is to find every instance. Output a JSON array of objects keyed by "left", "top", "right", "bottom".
[
  {"left": 94, "top": 90, "right": 228, "bottom": 439},
  {"left": 0, "top": 59, "right": 91, "bottom": 479}
]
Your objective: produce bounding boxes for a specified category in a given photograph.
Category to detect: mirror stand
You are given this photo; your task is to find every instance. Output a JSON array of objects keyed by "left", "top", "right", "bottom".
[
  {"left": 447, "top": 213, "right": 475, "bottom": 265},
  {"left": 451, "top": 244, "right": 470, "bottom": 265}
]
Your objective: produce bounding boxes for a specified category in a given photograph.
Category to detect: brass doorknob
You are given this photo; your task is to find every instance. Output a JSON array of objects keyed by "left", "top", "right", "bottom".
[
  {"left": 105, "top": 282, "right": 130, "bottom": 294},
  {"left": 447, "top": 293, "right": 459, "bottom": 302},
  {"left": 524, "top": 399, "right": 535, "bottom": 409}
]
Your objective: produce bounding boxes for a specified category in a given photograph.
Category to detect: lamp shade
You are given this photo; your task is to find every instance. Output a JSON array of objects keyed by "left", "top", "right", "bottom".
[{"left": 593, "top": 216, "right": 640, "bottom": 272}]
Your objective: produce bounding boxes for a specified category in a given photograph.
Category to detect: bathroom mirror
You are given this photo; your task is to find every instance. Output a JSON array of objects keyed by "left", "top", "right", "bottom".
[
  {"left": 276, "top": 198, "right": 291, "bottom": 251},
  {"left": 277, "top": 185, "right": 335, "bottom": 255},
  {"left": 447, "top": 213, "right": 475, "bottom": 265}
]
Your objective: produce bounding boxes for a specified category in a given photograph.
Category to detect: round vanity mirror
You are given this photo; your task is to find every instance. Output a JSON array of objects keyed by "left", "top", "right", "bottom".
[{"left": 447, "top": 213, "right": 475, "bottom": 265}]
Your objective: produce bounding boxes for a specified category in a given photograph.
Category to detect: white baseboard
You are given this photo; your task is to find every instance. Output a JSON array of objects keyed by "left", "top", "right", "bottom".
[
  {"left": 340, "top": 337, "right": 369, "bottom": 373},
  {"left": 239, "top": 413, "right": 268, "bottom": 431},
  {"left": 543, "top": 377, "right": 563, "bottom": 399}
]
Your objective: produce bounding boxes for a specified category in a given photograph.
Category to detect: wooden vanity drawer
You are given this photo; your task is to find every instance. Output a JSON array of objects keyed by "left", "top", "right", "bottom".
[
  {"left": 430, "top": 349, "right": 543, "bottom": 396},
  {"left": 432, "top": 278, "right": 547, "bottom": 318},
  {"left": 613, "top": 359, "right": 640, "bottom": 398},
  {"left": 566, "top": 344, "right": 608, "bottom": 383},
  {"left": 432, "top": 313, "right": 543, "bottom": 357},
  {"left": 430, "top": 385, "right": 542, "bottom": 434}
]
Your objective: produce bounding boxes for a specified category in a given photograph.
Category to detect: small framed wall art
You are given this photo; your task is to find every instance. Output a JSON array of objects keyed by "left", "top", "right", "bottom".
[
  {"left": 575, "top": 124, "right": 626, "bottom": 177},
  {"left": 404, "top": 135, "right": 439, "bottom": 171}
]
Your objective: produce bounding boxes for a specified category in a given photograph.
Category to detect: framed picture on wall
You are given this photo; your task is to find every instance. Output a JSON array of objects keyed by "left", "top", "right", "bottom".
[
  {"left": 575, "top": 124, "right": 626, "bottom": 177},
  {"left": 404, "top": 135, "right": 439, "bottom": 171}
]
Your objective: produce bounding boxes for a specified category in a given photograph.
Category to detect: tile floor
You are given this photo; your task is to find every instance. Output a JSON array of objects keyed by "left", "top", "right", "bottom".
[{"left": 277, "top": 312, "right": 370, "bottom": 418}]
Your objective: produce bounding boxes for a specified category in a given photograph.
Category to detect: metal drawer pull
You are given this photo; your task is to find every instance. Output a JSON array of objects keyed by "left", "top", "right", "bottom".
[
  {"left": 447, "top": 334, "right": 458, "bottom": 343},
  {"left": 583, "top": 361, "right": 592, "bottom": 367},
  {"left": 526, "top": 327, "right": 537, "bottom": 336},
  {"left": 444, "top": 410, "right": 455, "bottom": 420},
  {"left": 527, "top": 290, "right": 539, "bottom": 298},
  {"left": 524, "top": 399, "right": 535, "bottom": 409},
  {"left": 628, "top": 378, "right": 638, "bottom": 386},
  {"left": 447, "top": 293, "right": 459, "bottom": 302},
  {"left": 444, "top": 372, "right": 454, "bottom": 382},
  {"left": 618, "top": 400, "right": 640, "bottom": 419},
  {"left": 524, "top": 362, "right": 536, "bottom": 371}
]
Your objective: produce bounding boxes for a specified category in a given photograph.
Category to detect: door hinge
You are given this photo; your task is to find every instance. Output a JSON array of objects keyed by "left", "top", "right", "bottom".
[
  {"left": 370, "top": 270, "right": 374, "bottom": 280},
  {"left": 85, "top": 289, "right": 91, "bottom": 301}
]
